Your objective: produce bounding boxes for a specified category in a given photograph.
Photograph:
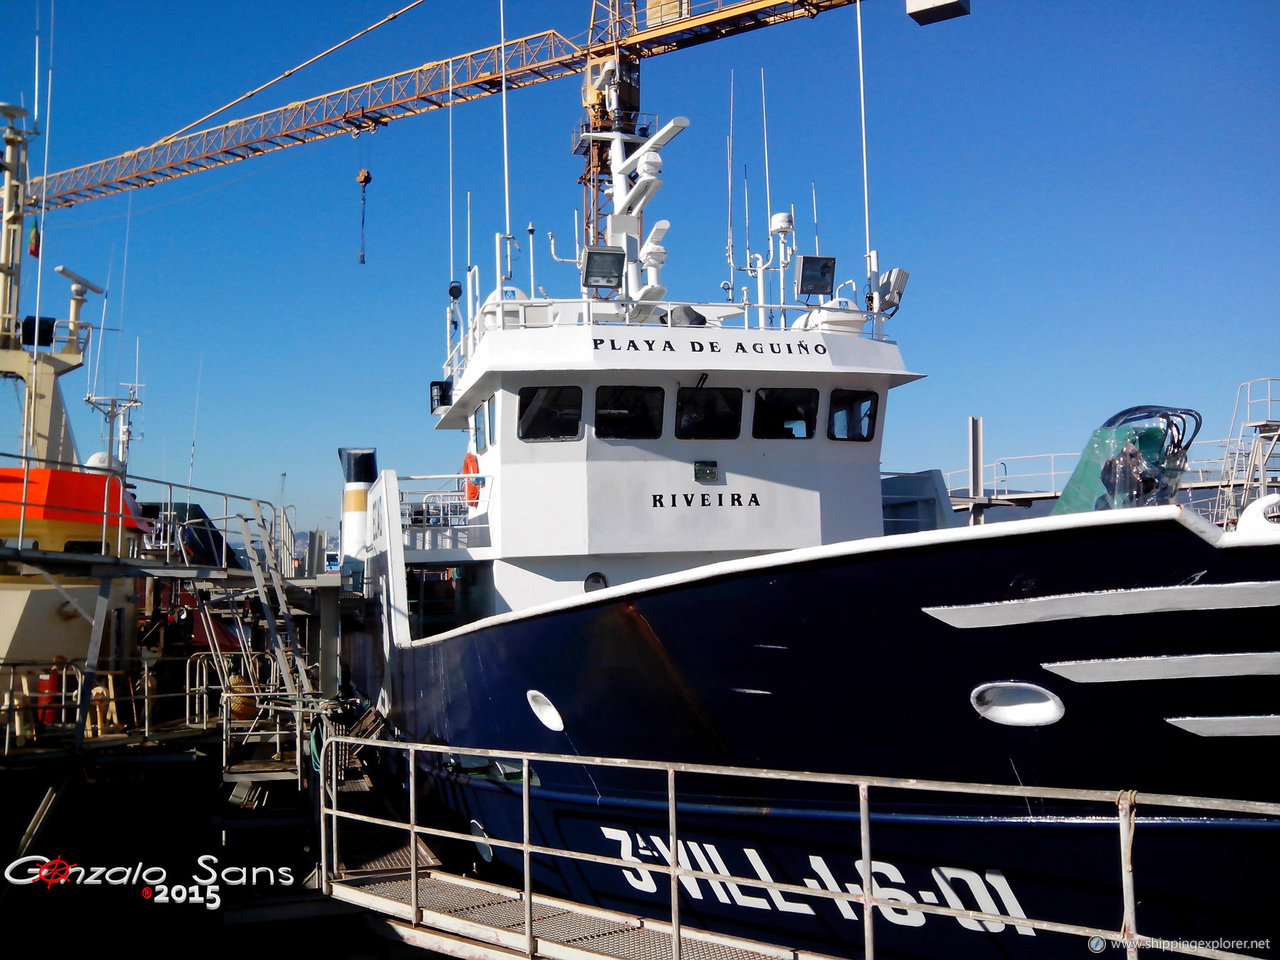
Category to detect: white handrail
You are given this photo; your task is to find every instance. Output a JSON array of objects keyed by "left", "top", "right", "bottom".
[{"left": 320, "top": 734, "right": 1278, "bottom": 960}]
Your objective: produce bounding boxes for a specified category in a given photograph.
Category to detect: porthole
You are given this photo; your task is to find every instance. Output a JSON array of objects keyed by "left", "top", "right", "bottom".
[
  {"left": 970, "top": 682, "right": 1064, "bottom": 726},
  {"left": 584, "top": 572, "right": 608, "bottom": 592},
  {"left": 526, "top": 689, "right": 565, "bottom": 732}
]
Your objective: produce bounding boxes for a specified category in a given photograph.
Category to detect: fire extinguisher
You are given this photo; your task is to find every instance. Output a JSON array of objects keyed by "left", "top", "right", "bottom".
[{"left": 36, "top": 657, "right": 65, "bottom": 724}]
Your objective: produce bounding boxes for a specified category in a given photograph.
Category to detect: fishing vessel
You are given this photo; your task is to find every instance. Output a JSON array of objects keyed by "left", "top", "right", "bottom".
[
  {"left": 333, "top": 28, "right": 1280, "bottom": 959},
  {"left": 0, "top": 104, "right": 301, "bottom": 760},
  {"left": 0, "top": 103, "right": 147, "bottom": 670}
]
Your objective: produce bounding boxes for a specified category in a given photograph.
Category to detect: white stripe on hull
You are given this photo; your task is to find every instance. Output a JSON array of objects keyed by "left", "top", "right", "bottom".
[
  {"left": 1166, "top": 715, "right": 1280, "bottom": 737},
  {"left": 1042, "top": 652, "right": 1280, "bottom": 683},
  {"left": 923, "top": 581, "right": 1280, "bottom": 629}
]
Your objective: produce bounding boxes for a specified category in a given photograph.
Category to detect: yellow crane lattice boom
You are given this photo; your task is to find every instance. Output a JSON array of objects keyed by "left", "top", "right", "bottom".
[{"left": 27, "top": 0, "right": 862, "bottom": 211}]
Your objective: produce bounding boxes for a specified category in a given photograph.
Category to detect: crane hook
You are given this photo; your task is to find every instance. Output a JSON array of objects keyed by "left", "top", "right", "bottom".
[{"left": 357, "top": 168, "right": 373, "bottom": 264}]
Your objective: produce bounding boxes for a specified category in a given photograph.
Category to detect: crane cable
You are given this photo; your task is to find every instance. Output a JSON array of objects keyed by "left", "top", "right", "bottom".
[
  {"left": 356, "top": 168, "right": 372, "bottom": 264},
  {"left": 155, "top": 0, "right": 428, "bottom": 146}
]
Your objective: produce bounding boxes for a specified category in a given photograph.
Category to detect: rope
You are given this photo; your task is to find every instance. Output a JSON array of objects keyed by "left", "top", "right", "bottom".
[
  {"left": 310, "top": 720, "right": 323, "bottom": 772},
  {"left": 359, "top": 184, "right": 367, "bottom": 264}
]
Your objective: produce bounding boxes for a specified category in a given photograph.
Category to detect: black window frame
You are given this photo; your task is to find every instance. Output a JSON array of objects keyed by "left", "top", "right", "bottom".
[
  {"left": 594, "top": 385, "right": 665, "bottom": 440},
  {"left": 675, "top": 386, "right": 743, "bottom": 440},
  {"left": 473, "top": 403, "right": 488, "bottom": 453},
  {"left": 828, "top": 389, "right": 878, "bottom": 442},
  {"left": 517, "top": 385, "right": 584, "bottom": 442},
  {"left": 751, "top": 387, "right": 820, "bottom": 440}
]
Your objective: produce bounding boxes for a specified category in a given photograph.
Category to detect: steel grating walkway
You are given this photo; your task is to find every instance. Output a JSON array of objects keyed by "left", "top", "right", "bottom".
[{"left": 329, "top": 870, "right": 825, "bottom": 960}]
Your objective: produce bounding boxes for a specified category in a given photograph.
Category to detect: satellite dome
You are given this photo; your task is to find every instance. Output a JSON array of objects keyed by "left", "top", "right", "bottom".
[{"left": 85, "top": 451, "right": 124, "bottom": 474}]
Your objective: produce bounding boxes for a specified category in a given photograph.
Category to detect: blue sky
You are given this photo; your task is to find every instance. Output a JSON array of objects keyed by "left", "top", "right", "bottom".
[{"left": 3, "top": 1, "right": 1277, "bottom": 531}]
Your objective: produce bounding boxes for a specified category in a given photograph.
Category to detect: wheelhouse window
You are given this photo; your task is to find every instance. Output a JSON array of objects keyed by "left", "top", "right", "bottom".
[
  {"left": 518, "top": 386, "right": 583, "bottom": 441},
  {"left": 473, "top": 403, "right": 487, "bottom": 453},
  {"left": 752, "top": 388, "right": 819, "bottom": 439},
  {"left": 675, "top": 386, "right": 742, "bottom": 440},
  {"left": 486, "top": 396, "right": 497, "bottom": 448},
  {"left": 829, "top": 389, "right": 878, "bottom": 441},
  {"left": 595, "top": 385, "right": 664, "bottom": 439}
]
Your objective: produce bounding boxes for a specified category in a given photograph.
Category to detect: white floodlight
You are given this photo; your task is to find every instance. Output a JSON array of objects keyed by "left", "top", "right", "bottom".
[
  {"left": 581, "top": 246, "right": 626, "bottom": 289},
  {"left": 906, "top": 0, "right": 970, "bottom": 26},
  {"left": 795, "top": 255, "right": 836, "bottom": 298},
  {"left": 877, "top": 267, "right": 909, "bottom": 310}
]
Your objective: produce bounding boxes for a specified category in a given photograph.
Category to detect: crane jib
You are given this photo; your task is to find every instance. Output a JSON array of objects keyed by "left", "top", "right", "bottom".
[{"left": 26, "top": 1, "right": 865, "bottom": 211}]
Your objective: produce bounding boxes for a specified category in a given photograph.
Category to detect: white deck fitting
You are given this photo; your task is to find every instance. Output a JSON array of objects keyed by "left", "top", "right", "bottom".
[{"left": 331, "top": 869, "right": 829, "bottom": 960}]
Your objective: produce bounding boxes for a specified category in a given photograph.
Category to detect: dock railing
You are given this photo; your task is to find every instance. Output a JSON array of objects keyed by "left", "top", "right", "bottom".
[
  {"left": 941, "top": 444, "right": 1234, "bottom": 518},
  {"left": 0, "top": 448, "right": 294, "bottom": 573},
  {"left": 188, "top": 650, "right": 328, "bottom": 790},
  {"left": 319, "top": 736, "right": 1279, "bottom": 960},
  {"left": 185, "top": 649, "right": 280, "bottom": 729},
  {"left": 1, "top": 653, "right": 208, "bottom": 755}
]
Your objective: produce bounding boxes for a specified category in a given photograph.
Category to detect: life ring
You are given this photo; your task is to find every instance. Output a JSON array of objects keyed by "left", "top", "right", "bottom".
[{"left": 462, "top": 452, "right": 481, "bottom": 507}]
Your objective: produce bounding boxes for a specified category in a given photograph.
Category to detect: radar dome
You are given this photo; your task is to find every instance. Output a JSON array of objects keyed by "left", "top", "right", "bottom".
[{"left": 85, "top": 451, "right": 124, "bottom": 474}]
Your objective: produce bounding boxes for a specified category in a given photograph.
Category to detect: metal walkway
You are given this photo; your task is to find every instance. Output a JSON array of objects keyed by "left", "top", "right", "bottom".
[{"left": 332, "top": 869, "right": 807, "bottom": 960}]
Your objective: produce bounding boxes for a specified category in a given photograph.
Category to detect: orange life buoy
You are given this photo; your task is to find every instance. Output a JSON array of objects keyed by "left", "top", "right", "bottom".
[{"left": 462, "top": 452, "right": 481, "bottom": 507}]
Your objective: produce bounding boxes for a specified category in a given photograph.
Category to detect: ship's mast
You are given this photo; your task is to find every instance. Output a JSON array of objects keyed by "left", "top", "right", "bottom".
[
  {"left": 579, "top": 1, "right": 641, "bottom": 249},
  {"left": 0, "top": 104, "right": 28, "bottom": 347},
  {"left": 0, "top": 103, "right": 91, "bottom": 467}
]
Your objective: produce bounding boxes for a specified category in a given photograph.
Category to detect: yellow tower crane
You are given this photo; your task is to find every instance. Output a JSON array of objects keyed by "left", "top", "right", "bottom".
[{"left": 25, "top": 0, "right": 968, "bottom": 241}]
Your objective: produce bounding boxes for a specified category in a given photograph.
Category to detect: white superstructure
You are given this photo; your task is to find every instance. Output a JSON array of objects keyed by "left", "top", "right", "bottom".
[{"left": 352, "top": 113, "right": 921, "bottom": 628}]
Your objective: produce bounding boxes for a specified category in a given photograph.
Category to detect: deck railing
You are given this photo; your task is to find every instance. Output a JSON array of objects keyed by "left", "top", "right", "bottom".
[
  {"left": 319, "top": 736, "right": 1278, "bottom": 960},
  {"left": 0, "top": 646, "right": 320, "bottom": 762},
  {"left": 185, "top": 650, "right": 283, "bottom": 729},
  {"left": 941, "top": 443, "right": 1237, "bottom": 517},
  {"left": 0, "top": 654, "right": 206, "bottom": 755},
  {"left": 0, "top": 448, "right": 293, "bottom": 572},
  {"left": 398, "top": 473, "right": 493, "bottom": 553},
  {"left": 445, "top": 294, "right": 874, "bottom": 385}
]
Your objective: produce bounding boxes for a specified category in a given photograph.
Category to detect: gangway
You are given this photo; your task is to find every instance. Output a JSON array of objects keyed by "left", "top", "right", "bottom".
[
  {"left": 319, "top": 736, "right": 1280, "bottom": 960},
  {"left": 342, "top": 871, "right": 800, "bottom": 960}
]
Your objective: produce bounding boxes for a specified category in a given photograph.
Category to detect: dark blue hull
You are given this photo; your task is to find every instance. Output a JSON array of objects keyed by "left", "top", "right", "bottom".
[
  {"left": 422, "top": 773, "right": 1278, "bottom": 958},
  {"left": 344, "top": 510, "right": 1280, "bottom": 956}
]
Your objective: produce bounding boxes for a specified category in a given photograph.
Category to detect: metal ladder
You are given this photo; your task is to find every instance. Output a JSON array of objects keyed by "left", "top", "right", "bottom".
[
  {"left": 211, "top": 502, "right": 314, "bottom": 789},
  {"left": 237, "top": 500, "right": 312, "bottom": 699},
  {"left": 1211, "top": 379, "right": 1280, "bottom": 527},
  {"left": 195, "top": 595, "right": 256, "bottom": 691}
]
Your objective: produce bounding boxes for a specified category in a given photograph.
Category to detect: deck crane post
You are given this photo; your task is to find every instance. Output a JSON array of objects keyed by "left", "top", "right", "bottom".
[{"left": 578, "top": 1, "right": 643, "bottom": 251}]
